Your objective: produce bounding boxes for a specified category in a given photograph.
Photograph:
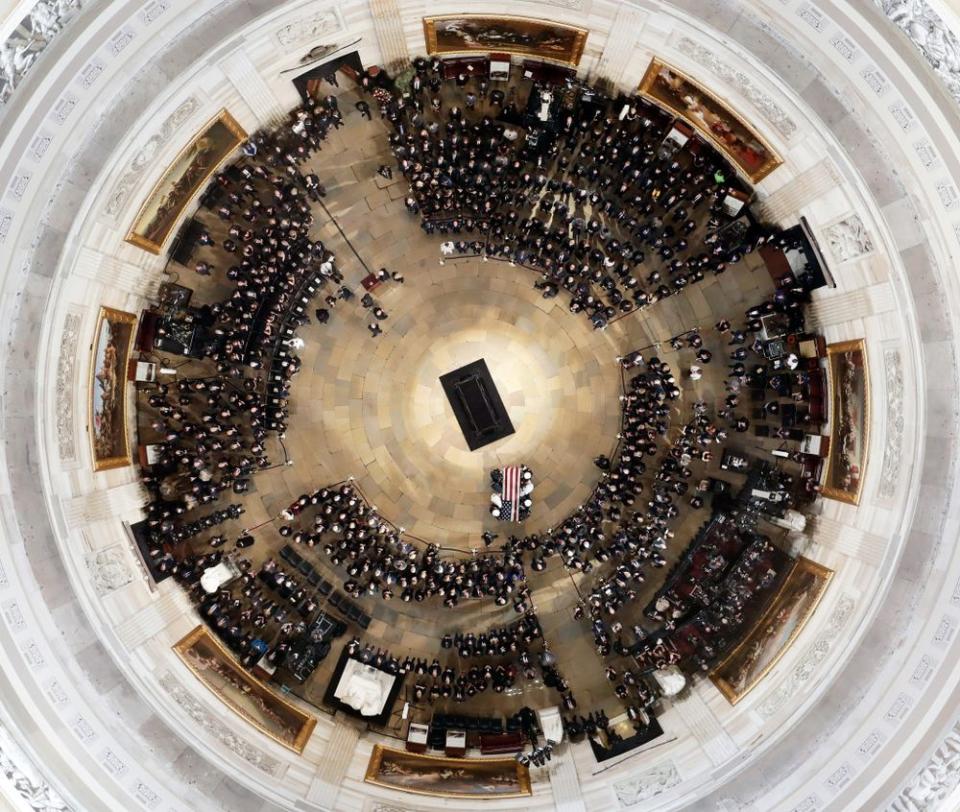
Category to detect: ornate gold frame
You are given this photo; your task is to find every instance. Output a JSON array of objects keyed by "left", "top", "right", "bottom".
[
  {"left": 173, "top": 625, "right": 316, "bottom": 754},
  {"left": 638, "top": 57, "right": 783, "bottom": 184},
  {"left": 89, "top": 306, "right": 137, "bottom": 472},
  {"left": 423, "top": 14, "right": 588, "bottom": 66},
  {"left": 364, "top": 744, "right": 532, "bottom": 799},
  {"left": 710, "top": 557, "right": 834, "bottom": 704},
  {"left": 823, "top": 338, "right": 870, "bottom": 505},
  {"left": 125, "top": 109, "right": 247, "bottom": 254}
]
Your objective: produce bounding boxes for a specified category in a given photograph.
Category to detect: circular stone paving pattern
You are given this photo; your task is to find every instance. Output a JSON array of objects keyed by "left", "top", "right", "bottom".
[{"left": 285, "top": 260, "right": 629, "bottom": 546}]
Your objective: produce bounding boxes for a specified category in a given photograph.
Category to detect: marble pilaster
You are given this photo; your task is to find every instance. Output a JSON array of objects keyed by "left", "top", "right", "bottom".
[
  {"left": 368, "top": 0, "right": 410, "bottom": 74},
  {"left": 217, "top": 48, "right": 284, "bottom": 125},
  {"left": 754, "top": 159, "right": 841, "bottom": 223},
  {"left": 807, "top": 282, "right": 894, "bottom": 328},
  {"left": 671, "top": 685, "right": 739, "bottom": 767},
  {"left": 61, "top": 482, "right": 145, "bottom": 528},
  {"left": 811, "top": 515, "right": 887, "bottom": 568},
  {"left": 72, "top": 246, "right": 163, "bottom": 299},
  {"left": 114, "top": 588, "right": 193, "bottom": 652}
]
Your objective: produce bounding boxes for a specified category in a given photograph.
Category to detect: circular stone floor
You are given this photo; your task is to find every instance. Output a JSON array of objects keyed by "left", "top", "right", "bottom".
[{"left": 285, "top": 260, "right": 630, "bottom": 547}]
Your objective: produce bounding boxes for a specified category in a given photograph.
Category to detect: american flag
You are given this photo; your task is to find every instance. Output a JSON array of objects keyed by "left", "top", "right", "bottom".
[{"left": 501, "top": 466, "right": 522, "bottom": 522}]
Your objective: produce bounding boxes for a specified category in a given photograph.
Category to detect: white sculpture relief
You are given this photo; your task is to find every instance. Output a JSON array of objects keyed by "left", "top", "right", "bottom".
[
  {"left": 0, "top": 718, "right": 72, "bottom": 811},
  {"left": 84, "top": 545, "right": 134, "bottom": 596},
  {"left": 878, "top": 349, "right": 904, "bottom": 499},
  {"left": 674, "top": 37, "right": 797, "bottom": 137},
  {"left": 613, "top": 760, "right": 681, "bottom": 806},
  {"left": 158, "top": 673, "right": 283, "bottom": 776},
  {"left": 275, "top": 9, "right": 342, "bottom": 48},
  {"left": 877, "top": 0, "right": 960, "bottom": 104},
  {"left": 823, "top": 214, "right": 875, "bottom": 263},
  {"left": 0, "top": 1, "right": 83, "bottom": 106},
  {"left": 888, "top": 720, "right": 960, "bottom": 811},
  {"left": 103, "top": 96, "right": 200, "bottom": 217},
  {"left": 55, "top": 312, "right": 81, "bottom": 460},
  {"left": 756, "top": 595, "right": 855, "bottom": 718}
]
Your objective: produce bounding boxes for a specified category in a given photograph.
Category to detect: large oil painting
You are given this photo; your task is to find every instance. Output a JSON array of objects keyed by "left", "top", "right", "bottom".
[
  {"left": 711, "top": 557, "right": 833, "bottom": 704},
  {"left": 174, "top": 626, "right": 316, "bottom": 753},
  {"left": 639, "top": 58, "right": 782, "bottom": 183},
  {"left": 126, "top": 110, "right": 246, "bottom": 254},
  {"left": 89, "top": 307, "right": 136, "bottom": 471},
  {"left": 824, "top": 339, "right": 869, "bottom": 504},
  {"left": 423, "top": 15, "right": 587, "bottom": 66},
  {"left": 364, "top": 745, "right": 531, "bottom": 799}
]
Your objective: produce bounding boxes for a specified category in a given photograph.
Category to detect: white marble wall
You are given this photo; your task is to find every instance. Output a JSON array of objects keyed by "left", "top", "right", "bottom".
[{"left": 0, "top": 0, "right": 957, "bottom": 811}]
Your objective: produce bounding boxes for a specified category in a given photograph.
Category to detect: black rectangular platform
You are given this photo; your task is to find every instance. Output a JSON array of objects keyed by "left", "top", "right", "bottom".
[{"left": 439, "top": 359, "right": 515, "bottom": 450}]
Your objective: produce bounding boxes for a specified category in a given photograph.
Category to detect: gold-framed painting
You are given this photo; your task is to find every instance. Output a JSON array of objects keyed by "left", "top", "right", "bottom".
[
  {"left": 173, "top": 626, "right": 316, "bottom": 754},
  {"left": 126, "top": 109, "right": 246, "bottom": 254},
  {"left": 423, "top": 15, "right": 587, "bottom": 66},
  {"left": 711, "top": 557, "right": 833, "bottom": 704},
  {"left": 638, "top": 58, "right": 782, "bottom": 183},
  {"left": 364, "top": 745, "right": 532, "bottom": 799},
  {"left": 89, "top": 306, "right": 136, "bottom": 471},
  {"left": 823, "top": 339, "right": 869, "bottom": 504}
]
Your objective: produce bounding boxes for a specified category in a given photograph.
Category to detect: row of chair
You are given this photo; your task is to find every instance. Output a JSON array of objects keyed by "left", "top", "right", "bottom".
[{"left": 279, "top": 544, "right": 333, "bottom": 595}]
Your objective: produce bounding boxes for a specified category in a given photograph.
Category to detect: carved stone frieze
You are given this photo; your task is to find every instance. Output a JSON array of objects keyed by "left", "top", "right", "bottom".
[
  {"left": 55, "top": 311, "right": 82, "bottom": 461},
  {"left": 823, "top": 213, "right": 875, "bottom": 263},
  {"left": 84, "top": 544, "right": 134, "bottom": 596},
  {"left": 275, "top": 8, "right": 342, "bottom": 49},
  {"left": 0, "top": 717, "right": 72, "bottom": 810},
  {"left": 674, "top": 37, "right": 798, "bottom": 138},
  {"left": 103, "top": 95, "right": 200, "bottom": 218},
  {"left": 878, "top": 349, "right": 905, "bottom": 499},
  {"left": 888, "top": 719, "right": 960, "bottom": 810},
  {"left": 0, "top": 0, "right": 83, "bottom": 107},
  {"left": 875, "top": 0, "right": 960, "bottom": 105},
  {"left": 158, "top": 672, "right": 283, "bottom": 776},
  {"left": 756, "top": 595, "right": 855, "bottom": 718},
  {"left": 613, "top": 760, "right": 681, "bottom": 806}
]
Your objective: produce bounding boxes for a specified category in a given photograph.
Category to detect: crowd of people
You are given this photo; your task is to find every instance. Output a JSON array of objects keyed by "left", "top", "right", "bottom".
[
  {"left": 131, "top": 56, "right": 829, "bottom": 747},
  {"left": 382, "top": 56, "right": 780, "bottom": 330}
]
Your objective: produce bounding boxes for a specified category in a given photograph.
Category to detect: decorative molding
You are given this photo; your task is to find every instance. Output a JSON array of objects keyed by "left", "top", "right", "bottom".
[
  {"left": 823, "top": 213, "right": 875, "bottom": 263},
  {"left": 674, "top": 37, "right": 798, "bottom": 138},
  {"left": 0, "top": 0, "right": 84, "bottom": 107},
  {"left": 274, "top": 8, "right": 342, "bottom": 49},
  {"left": 878, "top": 348, "right": 905, "bottom": 500},
  {"left": 157, "top": 672, "right": 284, "bottom": 777},
  {"left": 875, "top": 0, "right": 960, "bottom": 105},
  {"left": 54, "top": 311, "right": 82, "bottom": 461},
  {"left": 756, "top": 595, "right": 856, "bottom": 718},
  {"left": 0, "top": 717, "right": 72, "bottom": 810},
  {"left": 84, "top": 544, "right": 134, "bottom": 597},
  {"left": 613, "top": 760, "right": 681, "bottom": 806},
  {"left": 103, "top": 95, "right": 201, "bottom": 219},
  {"left": 887, "top": 718, "right": 960, "bottom": 810}
]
